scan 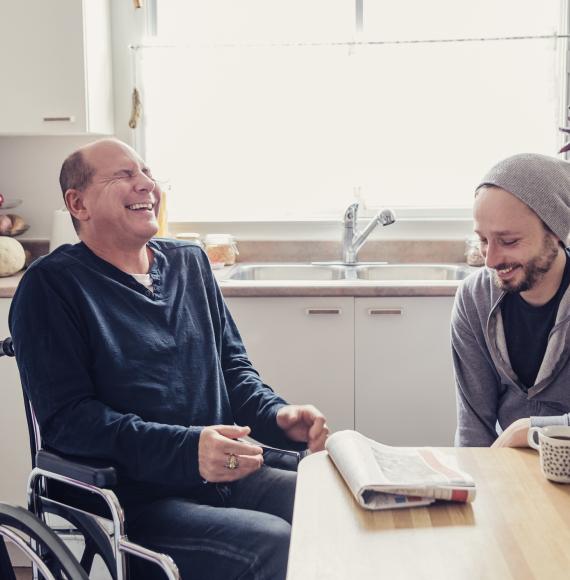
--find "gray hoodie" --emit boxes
[452,266,570,446]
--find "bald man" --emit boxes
[10,138,329,579]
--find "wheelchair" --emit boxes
[0,501,89,580]
[0,336,302,579]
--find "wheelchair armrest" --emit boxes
[262,446,308,472]
[36,450,118,488]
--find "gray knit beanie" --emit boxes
[476,153,570,242]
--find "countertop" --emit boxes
[0,271,24,298]
[0,268,462,298]
[0,239,474,298]
[213,266,463,297]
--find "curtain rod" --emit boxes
[130,33,570,51]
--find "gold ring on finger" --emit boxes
[225,453,239,470]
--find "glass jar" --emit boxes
[176,232,204,250]
[204,234,238,267]
[465,237,484,267]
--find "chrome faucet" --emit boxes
[342,202,395,264]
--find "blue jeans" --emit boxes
[127,465,297,580]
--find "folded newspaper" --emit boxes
[325,430,476,510]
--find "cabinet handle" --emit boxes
[368,308,402,316]
[43,116,75,122]
[305,308,342,315]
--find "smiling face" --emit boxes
[473,186,563,296]
[65,139,160,249]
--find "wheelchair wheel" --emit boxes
[0,502,89,580]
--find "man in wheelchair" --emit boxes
[9,138,329,579]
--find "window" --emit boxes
[136,1,569,221]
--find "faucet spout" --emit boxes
[342,204,395,265]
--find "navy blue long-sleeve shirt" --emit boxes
[9,239,299,501]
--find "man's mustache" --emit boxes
[492,263,520,271]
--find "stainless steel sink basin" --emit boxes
[355,264,473,281]
[225,263,474,282]
[226,263,348,281]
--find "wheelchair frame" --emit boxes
[0,502,89,580]
[1,337,180,579]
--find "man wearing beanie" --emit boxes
[453,153,570,447]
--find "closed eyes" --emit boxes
[477,238,519,248]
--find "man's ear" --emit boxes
[65,189,89,223]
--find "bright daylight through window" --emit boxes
[136,1,568,221]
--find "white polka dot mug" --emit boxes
[528,425,570,484]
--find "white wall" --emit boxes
[0,136,97,238]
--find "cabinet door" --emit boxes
[355,297,456,446]
[0,299,31,506]
[226,297,355,432]
[0,0,113,135]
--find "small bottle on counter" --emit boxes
[155,185,170,237]
[204,234,239,268]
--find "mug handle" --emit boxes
[527,427,541,450]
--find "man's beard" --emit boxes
[492,234,560,293]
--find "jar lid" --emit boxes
[204,233,235,244]
[177,232,202,240]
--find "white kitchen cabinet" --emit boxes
[225,297,355,433]
[0,299,31,507]
[355,297,456,446]
[0,0,114,135]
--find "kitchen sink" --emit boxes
[225,263,474,282]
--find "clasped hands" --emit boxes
[198,404,329,482]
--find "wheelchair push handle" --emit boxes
[0,337,14,358]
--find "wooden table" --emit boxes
[287,448,570,580]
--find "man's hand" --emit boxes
[276,405,329,452]
[198,425,264,482]
[491,418,531,448]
